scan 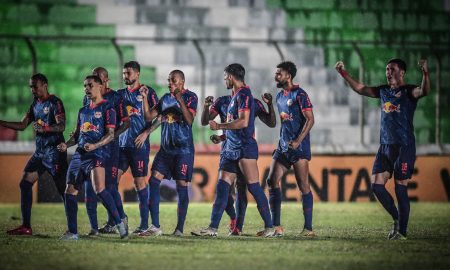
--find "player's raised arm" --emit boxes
[411,59,431,99]
[140,86,159,122]
[335,61,379,98]
[258,93,276,128]
[0,112,32,131]
[174,88,195,126]
[201,96,216,126]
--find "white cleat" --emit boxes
[172,229,183,237]
[116,222,128,239]
[59,231,79,241]
[191,227,218,237]
[138,225,163,237]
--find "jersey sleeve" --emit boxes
[186,92,198,115]
[210,97,223,115]
[237,91,252,112]
[147,87,159,108]
[53,98,66,123]
[25,103,35,122]
[296,91,313,112]
[105,106,117,129]
[254,98,268,117]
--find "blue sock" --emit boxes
[149,177,161,228]
[248,182,273,228]
[84,181,98,230]
[302,191,313,230]
[176,185,189,233]
[235,181,247,231]
[97,190,121,225]
[372,184,399,221]
[395,183,410,236]
[20,180,33,228]
[209,179,230,229]
[108,183,126,220]
[225,192,236,220]
[269,188,282,226]
[64,193,78,234]
[137,187,149,230]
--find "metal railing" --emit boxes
[0,33,446,148]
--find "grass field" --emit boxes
[0,202,449,270]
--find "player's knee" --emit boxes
[65,184,78,195]
[134,177,147,190]
[19,179,33,190]
[267,177,279,189]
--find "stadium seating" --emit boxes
[1,0,448,148]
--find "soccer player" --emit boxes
[58,75,127,240]
[201,93,276,235]
[139,69,198,236]
[266,61,315,237]
[335,59,430,240]
[117,61,158,234]
[2,73,67,235]
[82,67,129,236]
[191,63,274,237]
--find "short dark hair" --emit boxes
[85,75,103,85]
[224,63,245,81]
[388,58,407,72]
[277,61,297,78]
[31,73,48,84]
[124,61,140,72]
[170,69,185,81]
[92,66,109,78]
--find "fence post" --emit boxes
[352,42,366,145]
[111,38,124,88]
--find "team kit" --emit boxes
[0,58,430,241]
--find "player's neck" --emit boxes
[90,95,104,105]
[233,81,246,91]
[283,81,295,91]
[37,92,50,102]
[389,81,405,89]
[128,81,141,90]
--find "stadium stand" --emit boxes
[0,0,448,152]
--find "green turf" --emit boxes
[0,203,449,269]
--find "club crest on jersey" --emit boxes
[94,112,102,118]
[43,107,49,114]
[136,95,143,102]
[382,102,401,113]
[81,122,99,133]
[166,113,175,124]
[287,99,293,106]
[280,112,293,122]
[126,105,141,116]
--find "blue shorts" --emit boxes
[372,144,416,180]
[24,146,68,177]
[118,147,149,177]
[67,149,104,190]
[105,140,119,185]
[151,150,194,181]
[273,147,311,170]
[219,144,258,174]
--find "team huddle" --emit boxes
[0,58,429,241]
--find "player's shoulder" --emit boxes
[48,94,63,104]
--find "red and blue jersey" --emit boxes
[276,85,313,152]
[156,89,198,155]
[210,95,267,123]
[117,85,158,148]
[26,95,65,151]
[222,86,257,155]
[83,88,125,130]
[376,84,418,145]
[76,100,116,150]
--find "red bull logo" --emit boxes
[383,102,401,113]
[36,119,48,127]
[279,112,293,122]
[81,122,99,133]
[126,105,141,116]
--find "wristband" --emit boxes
[339,70,349,78]
[423,71,429,77]
[43,126,51,132]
